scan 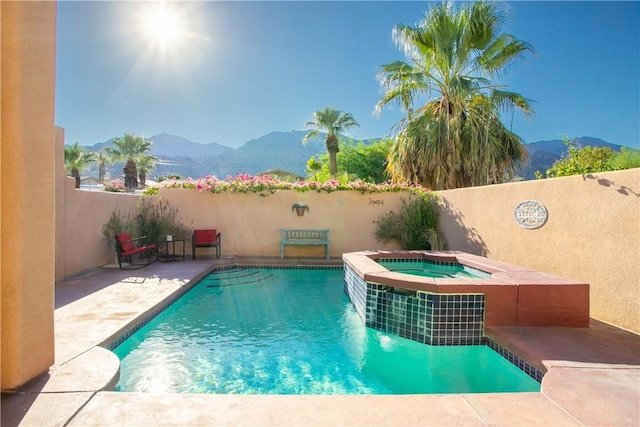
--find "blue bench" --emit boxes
[281,229,330,259]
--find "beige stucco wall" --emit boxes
[56,172,639,335]
[1,1,57,391]
[59,178,141,278]
[438,169,640,334]
[159,188,405,258]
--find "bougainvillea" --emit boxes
[159,173,430,196]
[104,180,127,193]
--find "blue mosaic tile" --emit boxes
[484,337,544,383]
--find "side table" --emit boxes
[159,239,185,261]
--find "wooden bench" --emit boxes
[281,229,330,259]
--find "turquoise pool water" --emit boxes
[113,268,539,394]
[378,260,489,279]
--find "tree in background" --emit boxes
[608,147,640,171]
[338,140,391,183]
[302,107,360,179]
[64,142,96,189]
[305,156,323,182]
[304,139,392,183]
[137,154,159,188]
[106,134,155,191]
[96,151,112,183]
[536,136,640,178]
[376,1,533,190]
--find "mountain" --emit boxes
[215,131,326,176]
[79,132,628,182]
[149,133,233,158]
[518,136,625,179]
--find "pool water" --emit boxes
[113,268,539,394]
[379,260,488,279]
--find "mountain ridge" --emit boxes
[79,132,629,181]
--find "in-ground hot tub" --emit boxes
[343,250,589,345]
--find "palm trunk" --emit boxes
[99,162,106,183]
[71,167,81,189]
[123,159,138,191]
[328,150,338,178]
[326,134,340,179]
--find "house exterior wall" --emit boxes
[1,1,57,391]
[438,169,640,334]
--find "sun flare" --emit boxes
[139,3,187,51]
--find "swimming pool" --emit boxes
[113,267,540,394]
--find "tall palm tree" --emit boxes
[303,107,359,179]
[376,1,534,190]
[106,134,154,191]
[64,142,96,189]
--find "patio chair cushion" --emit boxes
[194,229,219,245]
[116,233,136,253]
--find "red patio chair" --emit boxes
[115,232,158,269]
[192,229,221,259]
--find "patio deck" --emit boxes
[2,258,638,426]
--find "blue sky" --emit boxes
[56,1,640,149]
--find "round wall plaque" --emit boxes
[513,200,548,229]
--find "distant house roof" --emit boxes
[80,176,100,185]
[256,169,305,182]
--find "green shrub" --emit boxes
[142,186,159,196]
[101,209,132,242]
[134,198,191,244]
[102,199,191,246]
[609,147,640,170]
[374,194,442,250]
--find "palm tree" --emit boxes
[376,1,534,190]
[305,156,323,182]
[96,151,112,183]
[106,134,155,191]
[64,143,96,189]
[303,107,359,179]
[136,154,158,188]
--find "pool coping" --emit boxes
[2,256,638,426]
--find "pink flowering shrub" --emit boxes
[104,180,126,192]
[160,173,429,196]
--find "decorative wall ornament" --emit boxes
[291,202,309,217]
[514,200,548,229]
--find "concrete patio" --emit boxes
[2,258,639,426]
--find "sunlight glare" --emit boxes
[139,2,187,52]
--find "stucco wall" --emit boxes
[60,178,140,278]
[438,169,640,334]
[1,1,57,391]
[57,171,639,335]
[159,188,405,258]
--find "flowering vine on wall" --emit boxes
[159,173,430,196]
